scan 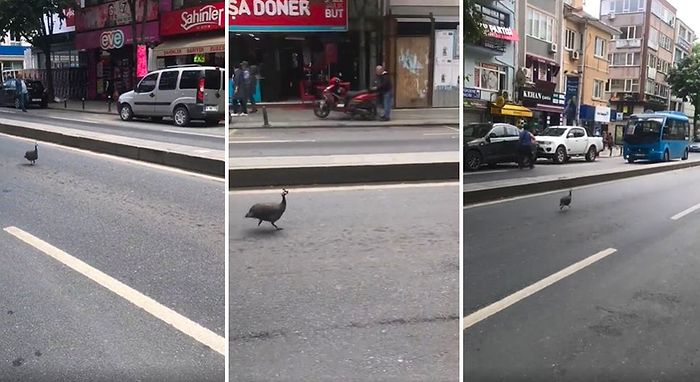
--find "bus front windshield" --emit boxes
[625,117,664,144]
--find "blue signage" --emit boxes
[464,87,481,99]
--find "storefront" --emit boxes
[229,0,353,102]
[155,2,225,69]
[75,0,159,100]
[579,105,616,137]
[490,103,533,124]
[519,88,565,133]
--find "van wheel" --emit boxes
[585,146,597,162]
[683,148,689,160]
[119,104,134,121]
[553,146,567,164]
[173,106,190,127]
[664,150,670,162]
[465,150,482,171]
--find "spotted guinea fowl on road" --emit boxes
[245,189,288,230]
[24,143,38,165]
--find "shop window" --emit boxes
[137,73,158,93]
[179,70,201,89]
[158,71,179,90]
[473,63,505,92]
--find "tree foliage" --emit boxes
[0,0,73,98]
[464,0,485,44]
[668,44,700,126]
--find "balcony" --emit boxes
[615,38,642,49]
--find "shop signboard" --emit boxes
[481,23,519,41]
[229,0,347,32]
[76,0,158,32]
[76,22,159,50]
[595,106,611,123]
[136,45,147,77]
[45,9,75,34]
[161,3,225,36]
[464,87,481,99]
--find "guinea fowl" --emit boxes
[560,189,572,210]
[24,143,38,165]
[245,189,288,230]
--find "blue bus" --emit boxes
[623,111,690,163]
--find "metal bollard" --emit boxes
[262,106,271,128]
[82,97,85,110]
[107,96,112,113]
[64,98,67,108]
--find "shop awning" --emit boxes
[154,35,225,57]
[532,104,565,114]
[491,104,533,118]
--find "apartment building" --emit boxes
[563,0,619,132]
[599,0,677,120]
[670,17,696,128]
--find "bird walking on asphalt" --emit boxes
[24,143,38,165]
[245,189,288,230]
[560,189,572,210]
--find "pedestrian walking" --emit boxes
[518,124,537,169]
[15,74,26,112]
[606,132,614,157]
[233,61,251,116]
[373,65,393,121]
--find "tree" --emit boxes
[464,0,485,44]
[668,44,700,132]
[0,0,73,100]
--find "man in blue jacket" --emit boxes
[15,74,26,112]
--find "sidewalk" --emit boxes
[230,105,459,128]
[48,100,118,115]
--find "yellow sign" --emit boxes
[491,104,533,118]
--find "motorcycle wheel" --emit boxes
[313,102,330,119]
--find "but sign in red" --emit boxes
[229,0,347,32]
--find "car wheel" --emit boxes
[664,150,670,162]
[553,145,567,164]
[119,104,134,121]
[683,148,689,160]
[173,106,191,127]
[465,150,482,171]
[585,146,597,162]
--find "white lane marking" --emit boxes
[0,132,223,182]
[423,132,458,136]
[444,126,459,132]
[671,202,700,220]
[163,129,223,138]
[230,139,316,144]
[463,165,700,209]
[230,181,459,194]
[463,248,617,330]
[464,169,509,175]
[4,226,225,356]
[48,116,102,124]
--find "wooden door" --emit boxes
[395,36,430,108]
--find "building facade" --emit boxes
[563,0,619,134]
[670,17,695,130]
[464,0,519,123]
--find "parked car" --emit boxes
[118,65,224,127]
[535,126,604,163]
[690,139,700,152]
[0,78,48,109]
[465,122,536,171]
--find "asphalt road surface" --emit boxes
[465,166,700,380]
[0,106,224,150]
[0,134,224,380]
[230,126,459,158]
[230,183,460,381]
[464,152,700,185]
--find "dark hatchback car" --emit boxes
[1,79,49,109]
[464,122,536,171]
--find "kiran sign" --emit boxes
[229,0,347,32]
[161,3,225,36]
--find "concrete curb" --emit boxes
[229,120,458,129]
[464,159,700,206]
[48,105,117,116]
[230,162,459,188]
[0,122,224,177]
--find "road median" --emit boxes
[230,152,459,188]
[0,120,224,177]
[465,159,700,205]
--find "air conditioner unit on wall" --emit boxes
[571,50,580,60]
[609,13,616,20]
[550,43,558,53]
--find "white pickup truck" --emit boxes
[535,126,604,163]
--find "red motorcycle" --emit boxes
[313,77,379,120]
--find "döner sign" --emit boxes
[228,0,347,32]
[229,0,311,18]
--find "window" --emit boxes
[649,28,659,49]
[474,4,509,27]
[527,7,555,42]
[505,125,520,137]
[593,80,604,99]
[610,79,640,92]
[565,29,576,50]
[651,0,674,25]
[204,69,222,90]
[646,79,655,94]
[570,128,586,138]
[136,73,158,93]
[602,0,645,15]
[648,54,657,68]
[179,70,202,89]
[489,126,506,138]
[612,52,640,66]
[474,63,506,91]
[158,71,179,90]
[595,37,606,57]
[660,33,673,51]
[619,26,636,39]
[537,62,548,81]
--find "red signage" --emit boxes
[229,0,347,32]
[161,2,225,36]
[482,23,519,41]
[64,8,75,27]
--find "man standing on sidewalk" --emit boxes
[15,74,26,112]
[518,125,536,169]
[374,65,393,121]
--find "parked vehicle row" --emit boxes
[1,78,49,109]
